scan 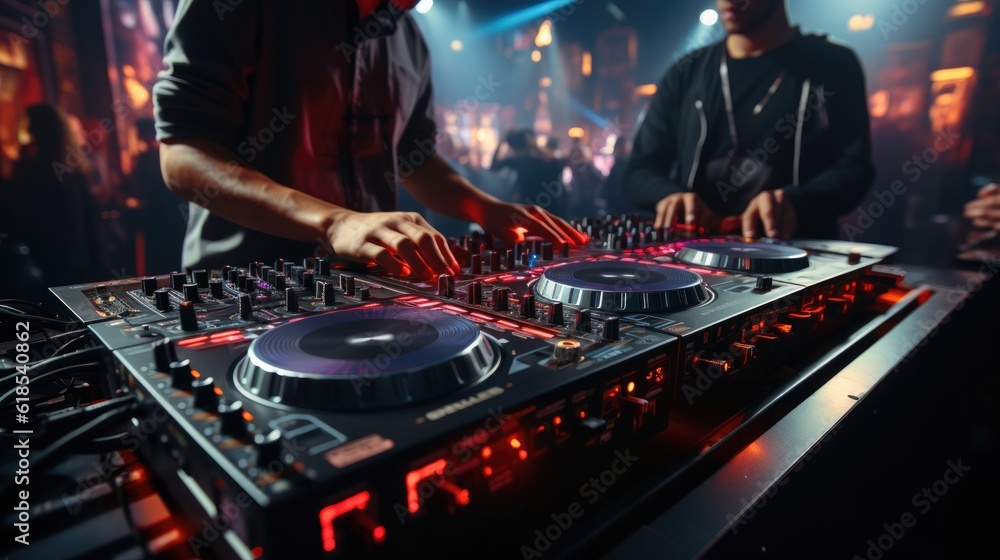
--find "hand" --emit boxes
[326,211,461,280]
[964,183,1000,231]
[653,192,727,230]
[740,189,797,238]
[480,202,589,247]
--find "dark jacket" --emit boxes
[624,31,874,239]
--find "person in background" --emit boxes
[133,118,187,273]
[603,136,635,217]
[491,129,570,218]
[567,140,604,218]
[624,0,874,239]
[4,105,104,296]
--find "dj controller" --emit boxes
[41,216,913,559]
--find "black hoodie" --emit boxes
[624,30,874,239]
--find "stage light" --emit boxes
[582,51,592,77]
[535,20,553,47]
[539,76,552,88]
[848,14,874,31]
[700,9,718,26]
[450,39,463,51]
[568,127,585,139]
[415,0,433,14]
[531,49,542,63]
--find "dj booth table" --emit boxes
[5,237,998,560]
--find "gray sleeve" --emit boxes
[153,0,259,147]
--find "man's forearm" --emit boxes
[160,139,348,245]
[400,155,499,224]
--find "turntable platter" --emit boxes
[674,241,809,274]
[235,306,499,410]
[533,261,711,312]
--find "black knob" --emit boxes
[171,272,187,291]
[183,283,200,303]
[438,274,455,298]
[285,287,298,312]
[541,242,553,261]
[229,268,241,285]
[485,233,495,250]
[467,281,483,305]
[192,376,218,409]
[561,243,570,258]
[848,251,861,265]
[323,282,337,306]
[549,302,564,325]
[316,258,331,276]
[222,265,232,280]
[274,258,285,273]
[460,235,471,251]
[193,269,209,289]
[141,277,158,296]
[574,309,592,333]
[266,268,276,286]
[274,273,287,291]
[179,301,199,331]
[521,294,536,319]
[170,359,194,389]
[314,280,327,299]
[237,274,248,292]
[209,278,224,299]
[492,287,510,312]
[470,255,482,275]
[755,276,774,292]
[255,429,284,467]
[282,261,295,278]
[218,400,247,438]
[505,249,515,270]
[486,250,498,272]
[514,242,524,258]
[245,278,257,294]
[238,294,253,320]
[358,285,371,301]
[154,287,172,312]
[152,337,177,372]
[302,271,314,289]
[606,234,617,249]
[530,239,543,255]
[603,317,620,341]
[343,275,355,296]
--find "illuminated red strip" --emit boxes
[319,491,371,552]
[441,305,468,314]
[209,330,242,340]
[470,312,495,322]
[415,301,440,308]
[496,320,520,330]
[176,336,208,347]
[521,327,554,339]
[405,459,447,514]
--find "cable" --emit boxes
[0,362,100,408]
[48,334,91,359]
[0,346,103,379]
[0,306,77,328]
[0,402,139,507]
[0,299,58,317]
[111,455,153,560]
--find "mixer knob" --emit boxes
[460,235,471,251]
[154,287,172,312]
[514,242,524,258]
[323,282,337,306]
[209,278,224,299]
[170,359,194,389]
[437,274,455,298]
[489,250,501,272]
[266,269,277,286]
[282,261,295,278]
[191,270,208,289]
[254,429,285,467]
[218,400,247,438]
[284,287,299,312]
[229,268,241,285]
[692,353,733,375]
[302,271,314,289]
[358,285,371,301]
[548,302,564,325]
[520,294,536,319]
[192,376,219,409]
[342,275,355,296]
[541,242,553,261]
[153,337,177,372]
[222,265,232,280]
[179,301,199,331]
[848,251,862,265]
[467,281,483,305]
[238,294,253,320]
[504,249,515,271]
[251,262,264,277]
[552,339,582,365]
[754,276,774,292]
[237,274,248,292]
[470,255,482,275]
[574,309,592,333]
[606,233,617,250]
[171,272,187,292]
[561,243,570,258]
[274,258,285,272]
[603,317,620,341]
[245,278,257,294]
[491,287,510,312]
[315,257,331,276]
[274,273,287,291]
[141,277,158,296]
[183,283,201,303]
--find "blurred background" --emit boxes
[0,0,997,299]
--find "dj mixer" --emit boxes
[40,215,912,559]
